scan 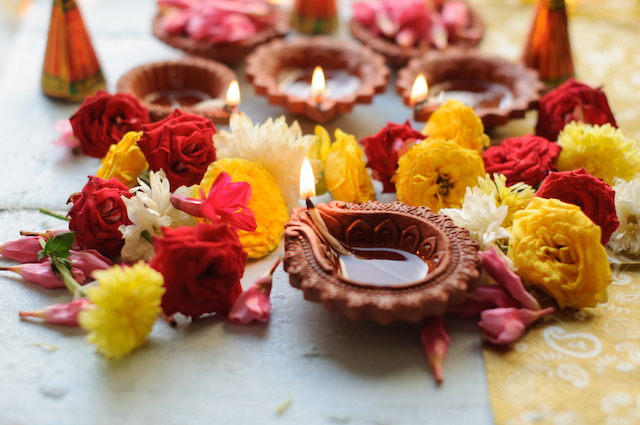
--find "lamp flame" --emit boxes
[410,74,428,107]
[226,80,240,107]
[299,157,316,199]
[311,66,325,103]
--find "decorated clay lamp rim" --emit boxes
[349,4,484,68]
[151,7,289,66]
[116,57,237,125]
[283,201,481,325]
[244,36,390,123]
[396,48,545,129]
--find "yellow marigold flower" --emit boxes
[193,158,289,259]
[324,128,376,203]
[96,131,148,187]
[477,173,535,227]
[557,122,640,185]
[421,99,490,153]
[394,138,485,212]
[509,197,611,309]
[79,262,165,360]
[308,125,331,196]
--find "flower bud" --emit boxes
[420,315,450,384]
[1,262,85,289]
[447,285,520,318]
[19,299,93,326]
[69,249,113,278]
[226,257,281,325]
[478,307,554,345]
[0,237,44,263]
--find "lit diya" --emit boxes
[116,57,238,125]
[396,48,544,129]
[245,37,389,123]
[283,158,481,324]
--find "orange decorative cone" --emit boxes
[522,0,574,87]
[291,0,338,34]
[41,0,106,102]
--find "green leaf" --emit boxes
[43,232,75,259]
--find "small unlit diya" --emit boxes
[283,201,481,325]
[245,36,389,123]
[396,48,544,129]
[116,57,238,125]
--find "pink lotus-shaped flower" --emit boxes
[171,171,257,232]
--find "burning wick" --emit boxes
[299,157,351,256]
[410,73,428,109]
[311,66,325,108]
[225,80,240,113]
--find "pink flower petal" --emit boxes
[480,247,541,310]
[52,119,80,150]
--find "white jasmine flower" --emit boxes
[440,187,511,250]
[608,178,640,255]
[214,112,316,208]
[119,170,194,262]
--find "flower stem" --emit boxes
[39,208,70,222]
[58,266,87,298]
[141,230,153,244]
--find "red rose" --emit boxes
[70,91,151,158]
[68,176,133,257]
[360,120,423,193]
[536,168,619,245]
[150,220,246,319]
[536,78,617,142]
[138,109,217,191]
[483,135,561,187]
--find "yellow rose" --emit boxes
[193,158,289,259]
[421,100,490,153]
[509,197,611,309]
[96,131,148,187]
[324,129,375,203]
[394,138,485,212]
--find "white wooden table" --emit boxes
[0,1,494,424]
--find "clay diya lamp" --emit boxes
[396,48,545,130]
[350,4,484,68]
[116,57,238,125]
[283,200,481,325]
[152,7,289,66]
[245,36,389,123]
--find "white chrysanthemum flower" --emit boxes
[440,187,511,250]
[119,170,195,262]
[214,112,316,208]
[607,178,640,255]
